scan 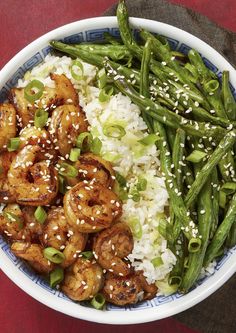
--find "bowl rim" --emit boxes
[0,16,236,325]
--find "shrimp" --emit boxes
[41,207,87,268]
[10,74,78,127]
[0,151,17,203]
[102,272,157,306]
[62,257,103,301]
[48,104,88,157]
[11,242,54,274]
[0,103,16,150]
[0,204,31,241]
[19,126,57,162]
[8,145,58,206]
[22,206,44,242]
[93,222,133,276]
[63,182,122,233]
[73,153,115,188]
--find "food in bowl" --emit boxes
[0,0,236,311]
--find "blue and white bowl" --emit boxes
[0,17,236,324]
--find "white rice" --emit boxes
[18,54,177,289]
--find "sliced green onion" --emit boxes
[90,137,102,155]
[136,177,147,191]
[168,275,182,287]
[34,206,47,224]
[97,68,107,89]
[43,247,65,264]
[50,267,64,288]
[59,162,78,178]
[71,59,84,81]
[24,79,44,104]
[221,182,236,195]
[59,175,67,194]
[102,152,121,162]
[186,150,207,163]
[130,188,140,202]
[158,218,167,238]
[3,211,24,230]
[91,293,106,310]
[81,251,93,259]
[128,218,142,239]
[156,278,178,295]
[34,109,49,128]
[7,137,20,152]
[103,124,126,139]
[188,237,201,253]
[138,133,159,146]
[69,148,81,162]
[76,132,93,152]
[204,79,219,93]
[113,181,128,201]
[99,86,114,103]
[151,257,163,267]
[219,190,227,209]
[115,172,127,188]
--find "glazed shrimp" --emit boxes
[0,204,31,242]
[63,182,122,233]
[11,242,54,274]
[73,153,115,188]
[22,206,44,242]
[62,257,103,301]
[41,207,87,268]
[93,222,133,277]
[0,151,17,203]
[19,126,57,162]
[10,74,78,127]
[48,104,88,156]
[102,272,157,306]
[0,103,16,150]
[8,145,58,206]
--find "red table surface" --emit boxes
[0,1,236,332]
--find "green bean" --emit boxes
[103,32,121,45]
[210,168,219,239]
[140,38,153,132]
[226,223,236,248]
[188,49,217,83]
[172,128,186,193]
[222,70,236,121]
[181,179,213,292]
[204,191,236,266]
[74,44,131,61]
[185,130,236,209]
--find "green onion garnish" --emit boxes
[34,109,48,128]
[113,181,128,201]
[71,59,84,81]
[81,251,93,259]
[3,211,24,230]
[97,68,107,89]
[157,218,168,238]
[76,132,93,152]
[151,257,163,267]
[136,177,147,191]
[7,137,20,152]
[168,276,182,287]
[138,133,159,146]
[34,206,47,224]
[128,218,142,239]
[91,293,106,310]
[59,176,67,194]
[221,182,236,195]
[186,150,207,163]
[130,188,140,202]
[188,237,201,253]
[59,162,78,178]
[103,124,126,139]
[204,79,219,93]
[24,79,44,104]
[43,247,65,264]
[50,267,64,288]
[69,148,81,162]
[219,190,227,209]
[115,172,127,188]
[102,152,121,162]
[90,137,102,155]
[99,86,114,103]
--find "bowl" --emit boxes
[0,16,236,325]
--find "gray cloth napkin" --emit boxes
[104,1,236,332]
